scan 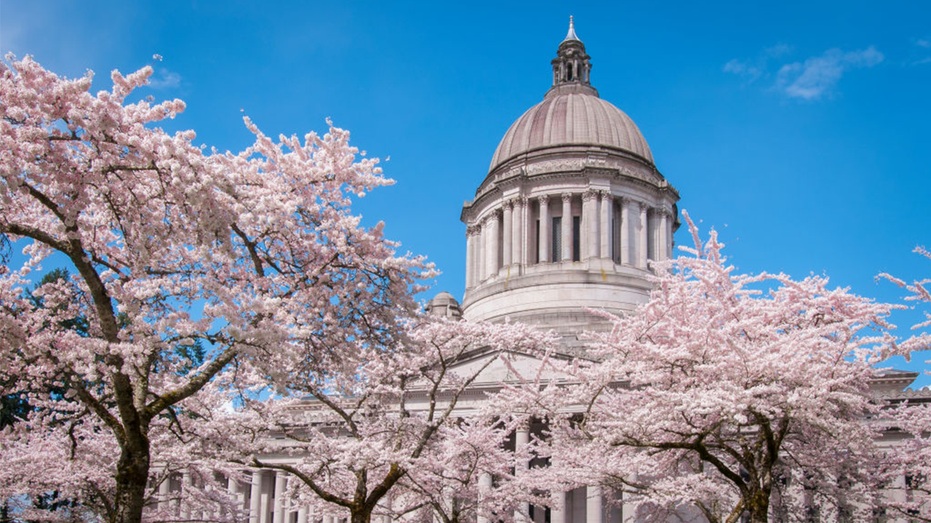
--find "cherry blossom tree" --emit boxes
[210,317,550,523]
[0,55,432,523]
[529,212,910,523]
[395,417,527,523]
[877,247,931,521]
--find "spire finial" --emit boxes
[548,16,596,98]
[563,15,579,42]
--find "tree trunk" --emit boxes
[350,509,372,523]
[746,488,771,523]
[112,440,150,523]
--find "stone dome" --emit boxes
[460,18,679,341]
[488,92,654,173]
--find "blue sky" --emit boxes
[2,0,929,385]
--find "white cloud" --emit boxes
[723,44,793,84]
[723,59,764,83]
[910,38,931,66]
[764,44,793,58]
[775,46,883,100]
[148,68,181,90]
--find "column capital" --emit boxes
[515,417,531,432]
[503,199,515,210]
[538,194,550,206]
[466,225,479,236]
[561,192,573,203]
[582,190,597,202]
[598,189,613,201]
[519,195,529,207]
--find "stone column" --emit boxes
[638,203,648,269]
[228,475,243,520]
[586,486,602,523]
[297,507,309,523]
[485,212,500,278]
[475,223,484,283]
[620,478,637,523]
[273,471,288,523]
[259,475,271,523]
[521,197,532,265]
[620,198,631,266]
[657,208,669,262]
[465,226,475,289]
[250,471,263,523]
[473,224,481,285]
[550,491,566,523]
[180,470,192,520]
[538,196,550,263]
[158,471,172,514]
[512,198,523,267]
[482,218,491,280]
[502,201,513,267]
[561,193,572,262]
[515,424,530,520]
[477,472,494,523]
[599,191,612,259]
[582,191,598,259]
[666,208,674,259]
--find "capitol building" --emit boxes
[155,19,927,523]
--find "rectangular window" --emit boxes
[535,219,540,264]
[552,216,562,261]
[572,216,581,262]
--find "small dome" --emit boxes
[489,92,654,173]
[425,292,462,319]
[431,291,458,305]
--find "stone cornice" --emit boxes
[462,149,681,225]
